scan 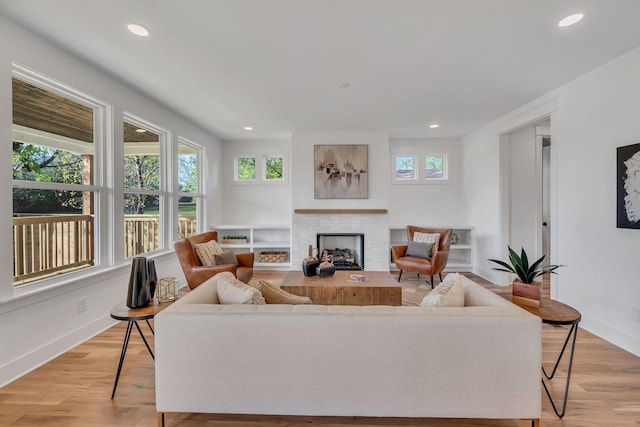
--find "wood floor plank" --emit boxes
[0,271,639,426]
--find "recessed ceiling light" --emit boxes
[128,23,150,37]
[244,126,253,131]
[429,123,440,129]
[558,13,584,27]
[135,128,146,133]
[337,82,350,89]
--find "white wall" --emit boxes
[220,139,292,226]
[0,16,223,386]
[463,45,640,356]
[291,131,390,210]
[388,138,464,226]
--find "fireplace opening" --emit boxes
[317,233,364,270]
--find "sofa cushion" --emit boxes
[214,250,239,266]
[412,232,440,256]
[248,279,312,304]
[420,273,464,307]
[194,240,224,266]
[217,272,265,305]
[405,241,433,258]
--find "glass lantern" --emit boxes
[157,277,178,303]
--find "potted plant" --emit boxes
[488,247,564,307]
[222,235,248,244]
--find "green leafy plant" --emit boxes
[223,235,247,240]
[488,246,564,284]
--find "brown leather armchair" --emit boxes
[391,226,452,288]
[174,231,254,290]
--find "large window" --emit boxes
[177,138,203,238]
[11,70,104,285]
[123,117,164,257]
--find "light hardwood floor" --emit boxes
[1,271,639,427]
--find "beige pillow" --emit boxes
[248,279,312,304]
[420,273,465,307]
[216,272,265,305]
[413,231,440,256]
[194,240,224,266]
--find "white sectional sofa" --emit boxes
[155,274,541,426]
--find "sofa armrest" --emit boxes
[236,252,254,268]
[391,245,408,261]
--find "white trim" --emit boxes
[12,124,94,154]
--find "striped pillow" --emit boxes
[194,240,224,266]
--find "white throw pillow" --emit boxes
[412,232,440,256]
[194,240,224,266]
[420,273,465,307]
[216,272,266,305]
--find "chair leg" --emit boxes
[439,272,443,282]
[430,276,434,288]
[417,273,420,279]
[398,270,403,281]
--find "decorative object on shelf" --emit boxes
[258,251,288,263]
[126,256,151,308]
[147,259,158,299]
[451,233,458,245]
[316,249,336,278]
[222,235,248,244]
[347,274,368,283]
[314,144,368,199]
[616,142,640,229]
[157,277,179,303]
[488,246,565,308]
[302,244,319,277]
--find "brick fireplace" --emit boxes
[292,209,389,271]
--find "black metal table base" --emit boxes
[541,322,579,418]
[110,319,154,399]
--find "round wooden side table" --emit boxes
[513,297,581,418]
[110,299,176,399]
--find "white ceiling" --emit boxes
[2,0,640,141]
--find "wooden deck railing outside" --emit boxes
[13,214,197,284]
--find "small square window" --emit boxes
[264,156,284,180]
[425,155,446,180]
[235,157,256,181]
[395,155,416,180]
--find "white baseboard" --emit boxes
[471,266,499,284]
[0,314,116,388]
[579,315,640,358]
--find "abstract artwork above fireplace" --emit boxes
[314,145,368,199]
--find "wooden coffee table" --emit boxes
[281,271,402,306]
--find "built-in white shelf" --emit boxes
[212,225,292,270]
[389,225,475,271]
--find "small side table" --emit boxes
[513,296,582,418]
[110,297,178,399]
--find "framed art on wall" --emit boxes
[314,145,368,199]
[616,142,640,229]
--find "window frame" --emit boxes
[393,154,418,182]
[424,153,448,181]
[234,155,257,183]
[11,64,109,287]
[122,112,168,258]
[176,136,205,238]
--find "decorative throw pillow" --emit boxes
[248,279,312,304]
[420,273,465,307]
[405,241,433,258]
[214,250,239,266]
[194,240,224,266]
[413,231,440,256]
[216,272,265,305]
